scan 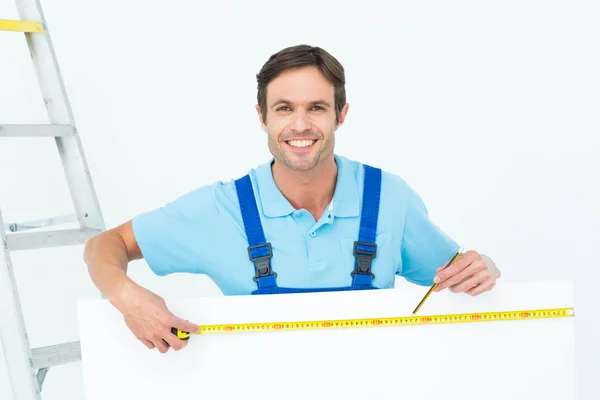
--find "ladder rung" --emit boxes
[6,228,102,251]
[0,19,44,33]
[31,341,81,370]
[0,124,76,137]
[4,213,78,232]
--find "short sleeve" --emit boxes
[398,185,461,286]
[131,185,220,276]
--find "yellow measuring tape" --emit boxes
[0,19,44,33]
[173,307,574,339]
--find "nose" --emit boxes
[289,109,311,133]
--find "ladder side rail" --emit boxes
[14,0,106,231]
[0,211,41,400]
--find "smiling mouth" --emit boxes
[285,139,317,149]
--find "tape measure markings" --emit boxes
[175,307,574,339]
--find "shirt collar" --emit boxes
[252,158,295,217]
[252,154,360,218]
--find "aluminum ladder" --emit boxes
[0,1,105,399]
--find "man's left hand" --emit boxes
[433,250,501,296]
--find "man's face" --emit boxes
[257,66,348,172]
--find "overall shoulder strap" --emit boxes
[234,175,277,289]
[351,165,382,287]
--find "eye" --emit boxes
[277,106,291,111]
[311,106,324,111]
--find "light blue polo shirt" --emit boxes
[131,154,461,295]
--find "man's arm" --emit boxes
[84,221,198,353]
[84,220,141,301]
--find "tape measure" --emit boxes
[171,307,574,340]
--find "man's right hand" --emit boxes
[84,221,199,353]
[110,281,199,353]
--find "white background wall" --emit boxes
[1,0,598,399]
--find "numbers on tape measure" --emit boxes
[191,308,572,335]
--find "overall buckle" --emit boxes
[351,241,376,278]
[248,242,277,282]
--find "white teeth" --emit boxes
[288,140,315,148]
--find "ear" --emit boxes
[335,103,349,131]
[256,105,267,129]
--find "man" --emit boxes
[84,44,501,354]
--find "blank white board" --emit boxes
[78,280,574,400]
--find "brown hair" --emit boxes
[256,44,346,124]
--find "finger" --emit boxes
[436,253,462,273]
[435,261,485,292]
[435,261,477,291]
[434,254,471,283]
[450,270,490,293]
[466,280,495,296]
[153,337,170,354]
[171,316,200,334]
[142,340,155,349]
[161,329,187,351]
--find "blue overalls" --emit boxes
[234,164,382,295]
